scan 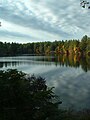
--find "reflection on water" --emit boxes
[0,61,21,68]
[0,55,90,72]
[0,55,90,110]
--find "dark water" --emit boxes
[0,55,90,110]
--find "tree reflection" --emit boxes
[48,55,90,72]
[0,62,21,68]
[0,55,90,72]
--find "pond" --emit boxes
[0,55,90,110]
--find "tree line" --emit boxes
[0,35,90,56]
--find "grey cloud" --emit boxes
[0,4,70,39]
[0,0,90,42]
[0,30,37,41]
[43,0,90,33]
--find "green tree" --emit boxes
[80,35,88,55]
[0,69,61,120]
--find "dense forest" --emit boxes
[0,35,90,56]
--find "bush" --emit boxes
[0,69,61,120]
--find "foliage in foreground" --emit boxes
[0,69,90,120]
[0,69,61,120]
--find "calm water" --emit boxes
[0,55,90,110]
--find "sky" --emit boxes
[0,0,90,43]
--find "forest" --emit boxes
[0,35,90,119]
[0,35,90,56]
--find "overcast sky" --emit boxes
[0,0,90,43]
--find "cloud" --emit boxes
[0,0,90,42]
[0,19,61,43]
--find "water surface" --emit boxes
[0,55,90,110]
